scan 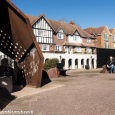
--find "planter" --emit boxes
[47,67,60,78]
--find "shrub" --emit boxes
[102,65,106,68]
[43,58,59,71]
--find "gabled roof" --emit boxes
[56,27,67,35]
[26,14,95,39]
[84,26,107,35]
[109,28,115,34]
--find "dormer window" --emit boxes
[73,35,78,42]
[87,38,91,42]
[58,33,63,39]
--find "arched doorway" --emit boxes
[91,59,94,69]
[45,58,49,63]
[68,59,72,69]
[61,59,65,69]
[75,59,78,69]
[1,58,8,67]
[81,59,84,69]
[86,59,89,66]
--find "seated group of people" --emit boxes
[107,56,115,73]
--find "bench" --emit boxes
[57,63,70,76]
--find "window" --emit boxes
[105,42,108,48]
[87,38,91,42]
[86,47,90,53]
[56,46,61,51]
[73,35,78,41]
[113,43,115,49]
[42,44,49,51]
[113,35,115,42]
[58,33,63,39]
[39,30,46,37]
[69,47,73,54]
[76,47,81,52]
[104,33,108,41]
[64,46,68,54]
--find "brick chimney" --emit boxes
[70,20,75,25]
[39,13,45,18]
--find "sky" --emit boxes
[10,0,115,29]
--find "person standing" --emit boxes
[107,56,115,73]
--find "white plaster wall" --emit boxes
[68,35,82,43]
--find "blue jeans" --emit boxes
[109,66,115,73]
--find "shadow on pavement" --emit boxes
[41,70,51,87]
[0,87,16,111]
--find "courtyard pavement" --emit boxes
[3,68,115,115]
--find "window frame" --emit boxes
[86,38,91,42]
[76,47,81,52]
[56,45,62,51]
[42,44,49,51]
[113,35,115,42]
[73,35,79,42]
[86,47,90,53]
[58,33,63,39]
[113,43,115,49]
[104,33,108,41]
[38,30,46,37]
[105,42,108,48]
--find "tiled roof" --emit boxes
[83,26,106,35]
[63,42,82,46]
[82,43,96,47]
[26,14,38,25]
[26,14,95,39]
[109,28,114,34]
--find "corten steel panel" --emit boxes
[0,0,44,87]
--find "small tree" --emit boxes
[59,55,62,63]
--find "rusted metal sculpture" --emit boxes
[0,0,44,87]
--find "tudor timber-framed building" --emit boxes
[26,13,97,69]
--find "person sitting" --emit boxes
[107,56,115,73]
